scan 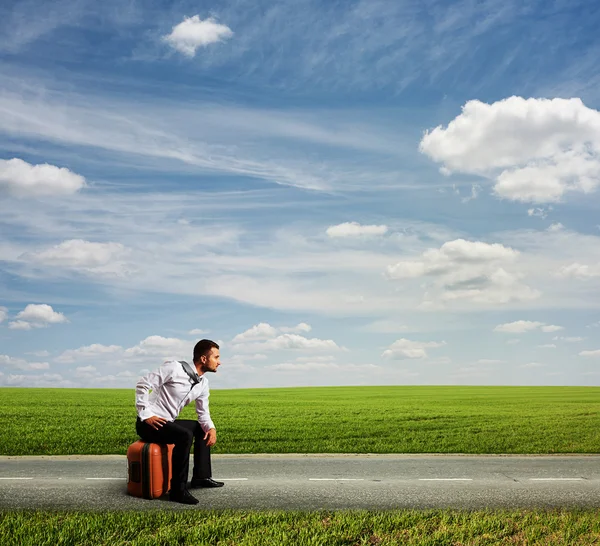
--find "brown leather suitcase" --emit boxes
[127,440,174,499]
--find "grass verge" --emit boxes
[1,386,599,455]
[1,509,600,545]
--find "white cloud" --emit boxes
[557,262,600,279]
[232,322,278,343]
[0,158,85,197]
[55,344,123,364]
[436,268,537,305]
[279,323,312,334]
[386,239,536,306]
[162,16,233,57]
[9,304,68,330]
[268,361,379,372]
[234,333,341,353]
[326,222,388,238]
[2,372,69,387]
[8,320,32,330]
[382,338,445,360]
[537,344,556,348]
[386,239,519,282]
[388,240,519,278]
[188,328,209,336]
[541,324,564,333]
[553,336,584,343]
[25,239,131,277]
[494,152,600,203]
[75,365,99,378]
[495,320,541,333]
[0,307,7,323]
[362,320,408,333]
[420,96,600,204]
[0,355,49,371]
[521,362,545,368]
[16,304,67,324]
[232,322,313,343]
[461,183,481,203]
[493,320,562,333]
[528,207,552,219]
[228,353,267,367]
[506,339,520,345]
[125,336,192,358]
[264,334,341,351]
[26,350,50,357]
[580,349,600,357]
[20,361,49,370]
[25,333,202,386]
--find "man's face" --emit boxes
[201,348,221,373]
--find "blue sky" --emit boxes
[1,0,600,389]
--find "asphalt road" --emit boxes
[1,454,599,511]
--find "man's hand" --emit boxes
[144,416,167,430]
[204,428,217,447]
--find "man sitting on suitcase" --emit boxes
[135,339,224,505]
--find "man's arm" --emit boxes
[136,363,171,429]
[195,383,216,446]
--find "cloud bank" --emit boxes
[420,97,600,204]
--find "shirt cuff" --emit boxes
[199,420,215,433]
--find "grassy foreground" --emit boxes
[1,509,599,545]
[1,386,599,455]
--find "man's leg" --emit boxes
[174,420,212,479]
[175,420,224,488]
[136,418,198,501]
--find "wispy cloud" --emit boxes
[0,75,419,193]
[2,184,600,317]
[0,0,87,53]
[161,0,525,93]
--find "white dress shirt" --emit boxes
[135,360,215,432]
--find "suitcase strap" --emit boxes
[141,442,151,499]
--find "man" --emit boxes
[135,339,224,505]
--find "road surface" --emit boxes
[1,454,599,510]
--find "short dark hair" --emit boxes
[193,339,219,362]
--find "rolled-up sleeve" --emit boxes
[195,383,215,433]
[136,365,169,421]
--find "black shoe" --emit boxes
[190,477,225,488]
[169,489,199,505]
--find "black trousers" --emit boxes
[136,418,212,492]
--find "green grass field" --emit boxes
[1,509,599,545]
[1,386,599,455]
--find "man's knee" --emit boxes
[167,425,194,447]
[180,429,194,446]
